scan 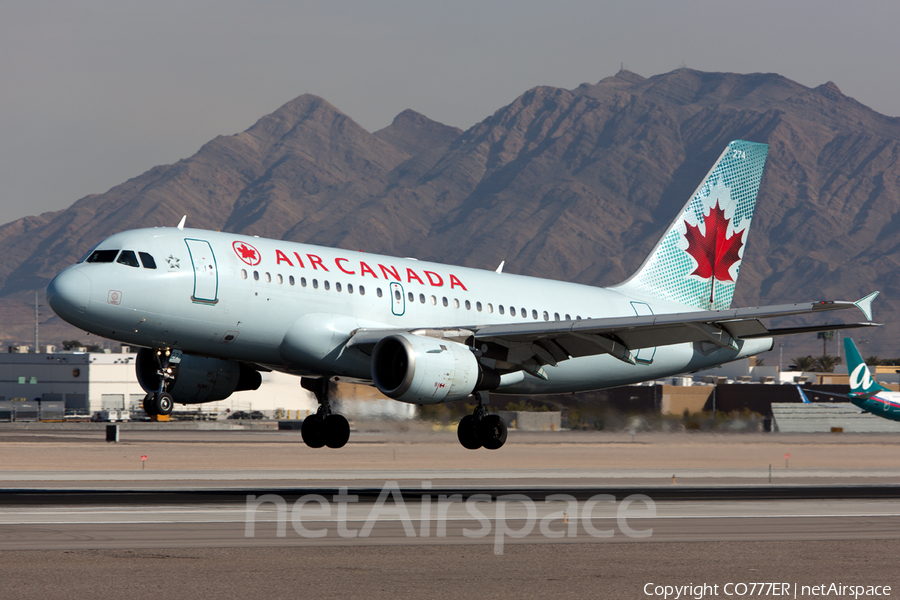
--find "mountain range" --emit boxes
[2,68,898,361]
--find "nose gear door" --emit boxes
[185,239,218,304]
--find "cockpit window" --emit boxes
[77,243,101,263]
[116,250,140,268]
[86,249,119,263]
[139,252,157,269]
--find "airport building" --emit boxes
[0,348,319,420]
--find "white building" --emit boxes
[0,350,318,417]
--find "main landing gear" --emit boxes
[143,348,179,416]
[300,378,351,449]
[457,392,508,450]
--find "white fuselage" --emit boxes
[47,227,772,397]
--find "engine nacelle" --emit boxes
[136,348,262,404]
[370,334,499,404]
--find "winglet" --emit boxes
[177,215,187,230]
[854,291,879,321]
[495,261,505,274]
[795,385,811,404]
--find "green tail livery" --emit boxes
[844,337,900,421]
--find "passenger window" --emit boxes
[313,279,318,289]
[431,295,437,305]
[487,303,493,314]
[476,301,482,312]
[265,273,272,283]
[301,277,307,287]
[395,290,401,301]
[499,305,505,315]
[465,300,471,310]
[138,252,157,269]
[348,284,353,294]
[253,271,260,281]
[565,314,571,321]
[543,311,549,321]
[533,309,538,320]
[408,292,414,302]
[86,249,119,263]
[277,274,283,284]
[359,286,365,296]
[324,281,330,291]
[442,297,448,307]
[419,294,425,304]
[241,269,248,280]
[336,282,342,292]
[376,288,382,297]
[289,276,295,286]
[576,315,582,321]
[454,299,460,309]
[510,306,515,316]
[554,312,560,321]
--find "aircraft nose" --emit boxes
[46,268,92,318]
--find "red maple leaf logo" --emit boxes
[684,200,743,283]
[232,241,261,266]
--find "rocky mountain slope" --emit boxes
[2,68,898,360]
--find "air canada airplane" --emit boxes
[46,140,879,450]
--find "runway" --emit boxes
[2,429,899,599]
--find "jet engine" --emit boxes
[136,348,262,404]
[370,334,499,404]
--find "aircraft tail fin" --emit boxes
[844,337,888,396]
[615,140,768,310]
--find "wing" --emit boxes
[347,294,880,377]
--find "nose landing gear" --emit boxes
[457,392,508,450]
[300,378,350,449]
[142,348,180,417]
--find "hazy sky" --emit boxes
[2,0,899,225]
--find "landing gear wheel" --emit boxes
[457,414,482,450]
[156,392,174,416]
[143,393,159,416]
[323,414,351,449]
[478,414,508,450]
[301,415,326,449]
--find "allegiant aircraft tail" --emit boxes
[615,140,768,311]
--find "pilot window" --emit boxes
[86,249,119,263]
[116,251,140,268]
[138,252,157,269]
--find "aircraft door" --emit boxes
[185,239,219,304]
[390,282,405,316]
[630,301,655,364]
